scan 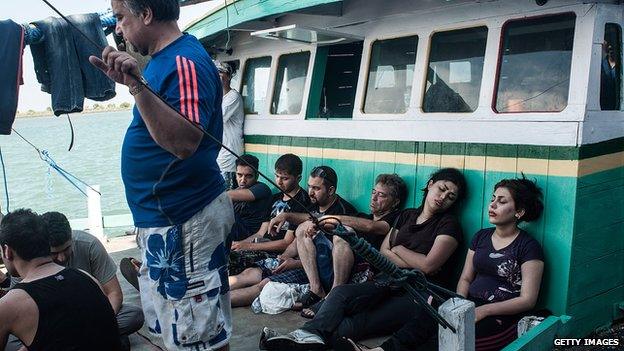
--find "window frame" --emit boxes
[492,12,577,114]
[269,50,312,116]
[421,25,489,114]
[361,35,419,115]
[240,55,274,116]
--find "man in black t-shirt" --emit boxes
[228,154,310,277]
[230,166,357,307]
[227,154,272,241]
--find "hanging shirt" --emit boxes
[122,34,225,227]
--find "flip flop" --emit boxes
[300,299,325,319]
[120,257,140,291]
[299,290,323,309]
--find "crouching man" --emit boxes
[0,209,121,350]
[42,212,144,348]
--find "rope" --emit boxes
[12,128,101,197]
[35,0,460,332]
[37,0,312,219]
[317,217,461,332]
[0,147,10,213]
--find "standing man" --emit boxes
[90,1,235,350]
[215,60,245,190]
[41,211,144,349]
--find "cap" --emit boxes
[214,60,234,76]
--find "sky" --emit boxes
[1,0,219,112]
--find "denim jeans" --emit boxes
[31,14,115,116]
[302,281,421,346]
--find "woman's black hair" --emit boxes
[421,168,467,210]
[494,174,544,222]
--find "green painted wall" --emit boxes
[564,165,624,336]
[246,134,624,338]
[244,135,591,320]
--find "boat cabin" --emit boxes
[185,0,624,347]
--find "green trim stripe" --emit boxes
[185,0,343,40]
[245,135,624,160]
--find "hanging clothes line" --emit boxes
[23,12,116,45]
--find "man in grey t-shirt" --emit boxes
[41,212,144,349]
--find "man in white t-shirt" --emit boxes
[215,60,245,190]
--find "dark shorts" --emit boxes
[228,250,273,276]
[269,268,309,285]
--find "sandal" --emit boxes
[300,299,325,319]
[120,257,141,291]
[299,290,323,309]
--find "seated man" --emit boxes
[0,209,120,350]
[228,154,272,242]
[41,211,144,349]
[121,154,273,290]
[293,174,407,315]
[229,153,311,279]
[230,165,357,307]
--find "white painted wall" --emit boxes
[212,0,624,147]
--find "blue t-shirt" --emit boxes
[121,34,225,227]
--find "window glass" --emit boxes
[601,23,622,110]
[241,56,272,114]
[495,14,575,113]
[364,36,418,114]
[423,27,487,113]
[271,52,310,114]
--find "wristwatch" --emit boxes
[129,77,148,96]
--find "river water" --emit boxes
[0,111,131,224]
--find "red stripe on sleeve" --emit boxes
[181,57,194,121]
[175,56,186,116]
[188,60,200,123]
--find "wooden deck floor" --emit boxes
[106,235,385,350]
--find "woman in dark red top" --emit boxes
[456,176,545,350]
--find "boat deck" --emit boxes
[106,235,386,350]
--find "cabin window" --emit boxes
[422,27,487,113]
[601,23,622,110]
[363,36,418,114]
[241,56,272,114]
[495,14,575,113]
[307,41,364,119]
[271,51,311,115]
[226,60,241,91]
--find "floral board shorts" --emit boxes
[137,192,235,351]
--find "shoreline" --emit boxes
[16,107,132,119]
